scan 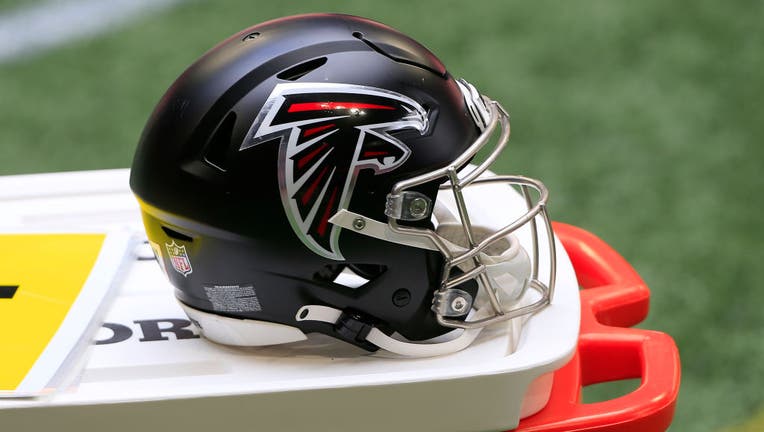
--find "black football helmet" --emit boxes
[130,13,555,356]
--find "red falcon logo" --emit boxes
[241,83,428,260]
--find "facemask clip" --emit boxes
[432,288,474,317]
[385,191,432,221]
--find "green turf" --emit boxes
[0,0,32,11]
[0,0,56,15]
[1,1,763,430]
[725,408,764,432]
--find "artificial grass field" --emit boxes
[1,1,763,430]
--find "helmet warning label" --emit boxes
[202,284,261,313]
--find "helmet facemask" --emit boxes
[327,80,557,355]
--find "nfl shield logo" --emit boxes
[165,241,192,277]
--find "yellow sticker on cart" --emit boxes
[0,233,108,394]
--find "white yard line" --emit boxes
[0,0,184,63]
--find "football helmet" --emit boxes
[130,13,555,356]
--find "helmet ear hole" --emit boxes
[313,264,387,289]
[313,264,346,282]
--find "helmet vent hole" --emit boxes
[202,111,237,172]
[241,31,260,41]
[276,57,327,81]
[313,264,387,290]
[161,226,193,242]
[333,268,370,289]
[334,264,387,289]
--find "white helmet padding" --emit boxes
[180,302,307,346]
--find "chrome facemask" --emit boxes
[330,79,556,332]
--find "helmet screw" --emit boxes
[352,217,366,230]
[409,197,428,218]
[451,296,467,313]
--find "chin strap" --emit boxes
[366,319,484,357]
[295,304,488,357]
